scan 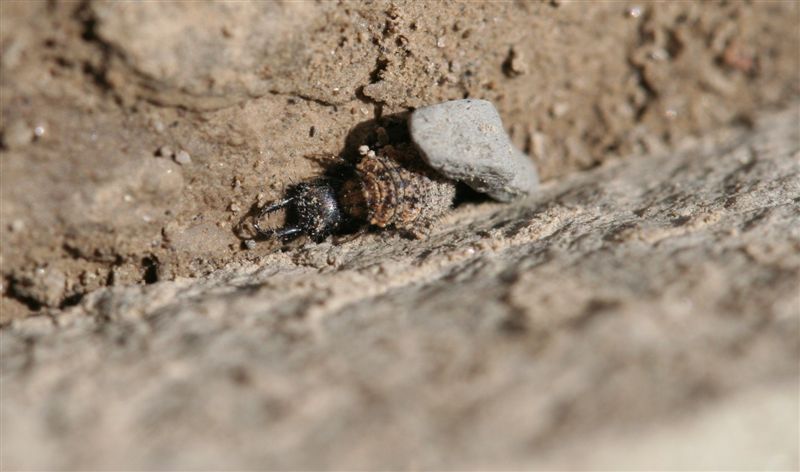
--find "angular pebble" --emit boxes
[174,149,192,165]
[409,99,539,202]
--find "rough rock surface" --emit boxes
[410,99,539,201]
[2,106,798,470]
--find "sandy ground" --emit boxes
[1,1,799,469]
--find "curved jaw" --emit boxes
[253,180,345,243]
[253,197,302,240]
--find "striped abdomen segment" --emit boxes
[339,145,456,235]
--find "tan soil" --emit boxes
[1,1,799,468]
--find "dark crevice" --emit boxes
[453,182,489,207]
[629,58,658,122]
[73,1,115,95]
[271,90,338,108]
[5,293,44,312]
[628,9,659,122]
[665,29,684,59]
[59,292,85,309]
[5,277,44,312]
[142,257,160,284]
[369,58,389,84]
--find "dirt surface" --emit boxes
[2,104,798,470]
[1,1,798,320]
[1,1,799,469]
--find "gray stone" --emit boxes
[409,99,539,202]
[174,149,192,165]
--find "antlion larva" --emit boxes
[252,99,539,243]
[254,143,456,241]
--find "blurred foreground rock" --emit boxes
[3,1,799,319]
[1,106,798,469]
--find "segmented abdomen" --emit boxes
[338,144,456,235]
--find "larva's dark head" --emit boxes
[254,179,344,243]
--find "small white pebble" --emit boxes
[244,239,257,250]
[33,125,46,138]
[626,6,642,18]
[229,203,241,213]
[358,145,370,156]
[174,150,192,165]
[550,103,569,117]
[156,145,173,158]
[123,194,133,202]
[436,37,446,48]
[650,48,669,61]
